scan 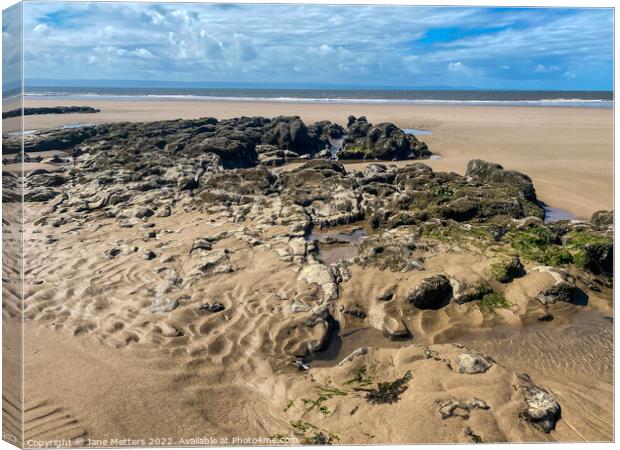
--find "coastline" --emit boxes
[14,98,613,219]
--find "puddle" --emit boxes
[310,227,368,244]
[62,123,95,129]
[403,128,433,136]
[544,206,577,223]
[429,154,441,160]
[449,309,612,379]
[308,225,368,265]
[307,308,611,378]
[306,324,404,367]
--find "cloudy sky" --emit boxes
[14,2,615,90]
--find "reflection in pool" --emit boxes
[402,128,433,135]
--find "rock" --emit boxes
[519,374,561,433]
[149,297,179,313]
[213,264,234,274]
[144,250,157,260]
[377,289,394,301]
[24,190,60,202]
[357,233,422,272]
[260,116,316,154]
[133,207,154,219]
[157,206,172,218]
[530,266,576,304]
[3,106,99,118]
[450,278,492,304]
[105,248,121,259]
[439,398,489,419]
[590,210,613,228]
[581,242,613,275]
[382,316,412,340]
[490,256,524,283]
[455,352,493,374]
[340,117,430,160]
[199,302,225,313]
[299,263,337,301]
[405,274,452,309]
[190,238,212,254]
[466,159,537,202]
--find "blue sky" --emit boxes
[14,3,615,90]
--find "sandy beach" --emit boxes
[15,98,614,219]
[3,99,614,445]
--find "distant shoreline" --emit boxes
[14,87,614,109]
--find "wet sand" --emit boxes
[13,97,614,219]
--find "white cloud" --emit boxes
[134,48,154,58]
[448,61,466,72]
[534,64,561,74]
[33,23,50,35]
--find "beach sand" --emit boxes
[16,98,614,219]
[3,98,613,445]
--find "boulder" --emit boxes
[590,210,613,228]
[406,274,452,310]
[518,374,561,433]
[298,263,337,301]
[341,117,430,160]
[455,352,493,374]
[490,256,525,283]
[530,266,576,304]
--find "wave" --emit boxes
[24,91,614,108]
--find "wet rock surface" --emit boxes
[517,374,561,433]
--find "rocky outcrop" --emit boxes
[340,116,430,160]
[2,106,100,119]
[591,210,613,228]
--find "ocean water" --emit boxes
[23,86,613,109]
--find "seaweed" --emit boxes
[478,292,512,314]
[344,365,374,387]
[290,421,339,445]
[363,370,413,404]
[301,386,348,415]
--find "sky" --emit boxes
[7,2,615,90]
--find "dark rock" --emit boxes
[2,106,99,119]
[199,302,226,313]
[260,116,314,154]
[466,159,537,202]
[490,256,525,283]
[591,210,613,228]
[406,274,452,309]
[341,117,430,160]
[134,207,154,219]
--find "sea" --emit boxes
[20,86,613,109]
